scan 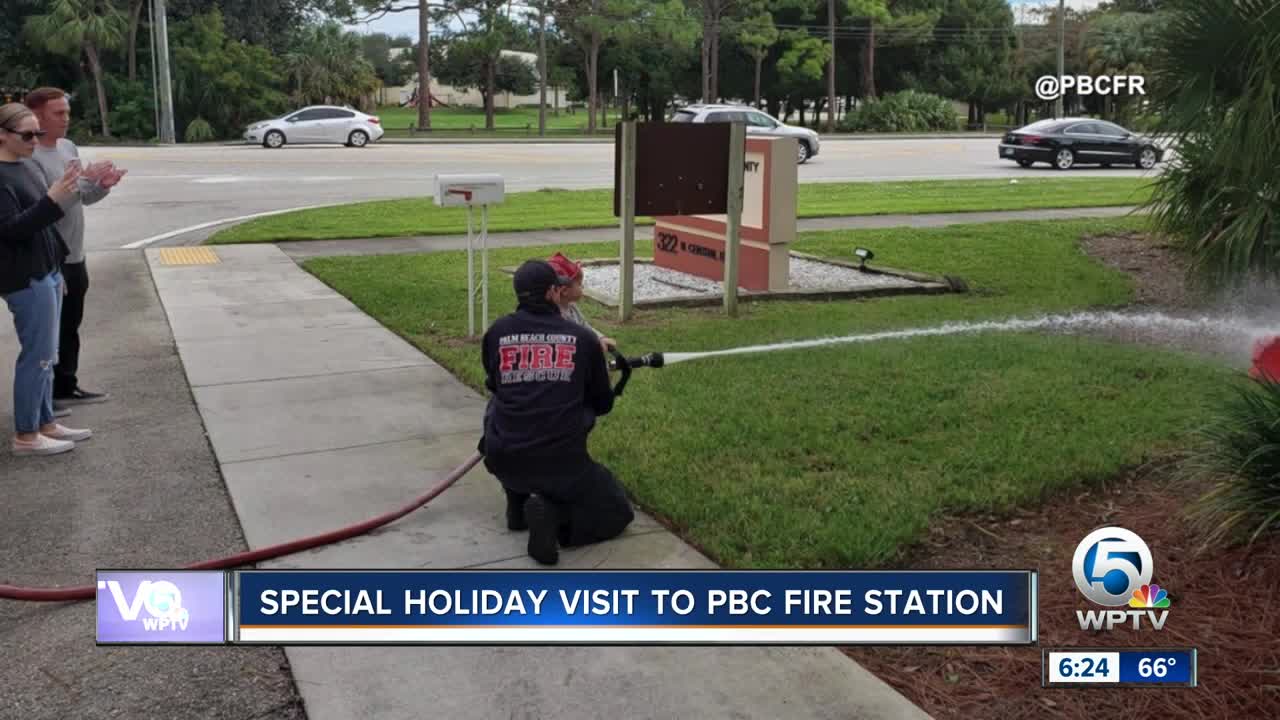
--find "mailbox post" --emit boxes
[434,174,505,337]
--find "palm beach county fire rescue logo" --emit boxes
[498,333,579,384]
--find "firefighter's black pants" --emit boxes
[492,458,635,547]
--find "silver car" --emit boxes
[670,104,821,164]
[244,105,386,148]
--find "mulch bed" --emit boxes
[841,466,1280,719]
[840,231,1280,719]
[1079,230,1201,309]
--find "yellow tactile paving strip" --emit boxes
[157,247,221,266]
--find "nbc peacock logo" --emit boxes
[1072,527,1171,631]
[1128,584,1171,609]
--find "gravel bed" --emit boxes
[583,257,929,303]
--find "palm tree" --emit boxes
[1143,0,1280,287]
[25,0,127,137]
[284,23,380,108]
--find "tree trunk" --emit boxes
[701,16,711,103]
[538,8,547,136]
[418,0,431,129]
[128,0,144,81]
[753,54,763,108]
[827,0,836,133]
[85,41,111,137]
[587,37,599,133]
[710,19,720,101]
[485,58,496,130]
[862,22,876,99]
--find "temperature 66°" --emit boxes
[1139,657,1175,678]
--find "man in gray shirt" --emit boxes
[26,87,126,405]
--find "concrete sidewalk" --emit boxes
[273,205,1143,261]
[0,250,305,720]
[145,243,932,719]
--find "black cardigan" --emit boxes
[0,159,68,295]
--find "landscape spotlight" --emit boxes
[854,247,874,270]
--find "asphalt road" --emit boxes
[72,137,1161,250]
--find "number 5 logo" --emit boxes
[1072,527,1153,606]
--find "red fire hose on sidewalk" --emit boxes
[0,348,661,604]
[0,451,483,603]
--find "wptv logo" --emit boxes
[1072,527,1172,631]
[98,578,191,632]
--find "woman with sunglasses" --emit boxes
[0,102,92,456]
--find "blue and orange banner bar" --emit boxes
[97,569,1036,646]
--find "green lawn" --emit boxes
[210,177,1154,244]
[372,105,614,132]
[301,215,1233,569]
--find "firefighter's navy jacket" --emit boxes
[480,301,615,478]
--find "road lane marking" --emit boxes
[120,203,351,249]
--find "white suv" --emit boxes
[670,104,821,164]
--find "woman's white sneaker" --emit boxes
[41,424,92,442]
[13,434,75,456]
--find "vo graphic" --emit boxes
[1073,527,1171,631]
[99,579,191,632]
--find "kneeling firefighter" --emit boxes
[478,259,635,564]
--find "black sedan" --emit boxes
[998,118,1163,170]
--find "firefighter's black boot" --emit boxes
[505,489,529,531]
[524,494,560,565]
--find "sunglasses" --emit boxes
[2,128,46,142]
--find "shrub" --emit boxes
[1180,376,1280,550]
[838,91,959,133]
[184,117,215,143]
[1143,0,1280,287]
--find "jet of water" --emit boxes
[660,310,1280,366]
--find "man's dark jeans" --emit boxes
[53,260,88,397]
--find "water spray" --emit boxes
[610,311,1280,376]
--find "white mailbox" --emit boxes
[434,174,505,207]
[433,174,505,337]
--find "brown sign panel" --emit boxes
[614,122,731,217]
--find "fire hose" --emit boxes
[0,349,665,603]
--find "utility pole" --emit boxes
[538,4,547,137]
[1055,0,1065,119]
[154,0,176,143]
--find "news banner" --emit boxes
[93,525,1200,689]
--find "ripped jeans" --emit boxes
[4,271,61,434]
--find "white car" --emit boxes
[244,105,385,148]
[670,104,821,164]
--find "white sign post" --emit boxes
[434,174,505,337]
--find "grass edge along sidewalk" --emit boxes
[210,177,1154,244]
[298,214,1234,570]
